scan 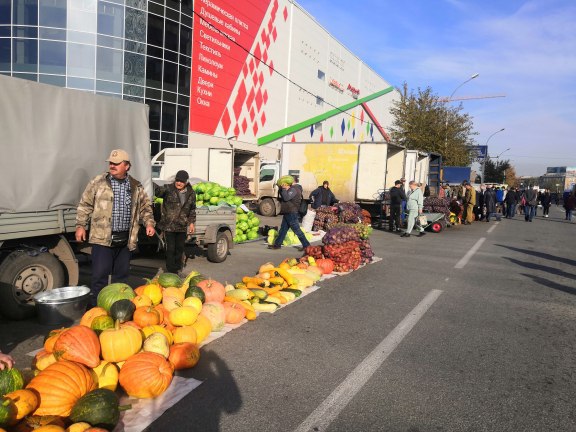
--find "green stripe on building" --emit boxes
[257,86,396,146]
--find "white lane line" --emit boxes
[454,237,486,269]
[293,289,443,432]
[487,222,499,233]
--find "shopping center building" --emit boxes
[0,0,398,153]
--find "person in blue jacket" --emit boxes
[309,181,338,209]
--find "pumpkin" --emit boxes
[168,343,200,370]
[96,283,135,312]
[191,314,212,343]
[169,306,199,327]
[162,287,185,312]
[184,285,206,303]
[53,325,101,368]
[0,396,17,427]
[133,306,162,327]
[182,296,203,314]
[66,423,92,432]
[258,262,275,274]
[109,299,136,323]
[32,350,57,371]
[157,273,182,288]
[172,326,197,344]
[305,266,323,281]
[69,389,121,430]
[4,389,40,422]
[143,333,170,358]
[0,367,24,396]
[154,304,170,325]
[99,322,142,363]
[79,308,108,328]
[92,361,119,392]
[30,426,65,432]
[142,283,163,306]
[223,302,246,324]
[118,352,174,399]
[21,414,66,430]
[199,302,225,332]
[141,325,173,345]
[197,279,225,303]
[315,258,334,274]
[43,328,66,354]
[132,294,152,308]
[90,315,114,335]
[26,361,96,417]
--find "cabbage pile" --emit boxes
[267,228,313,246]
[234,207,261,243]
[193,182,243,207]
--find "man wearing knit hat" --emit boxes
[154,170,196,275]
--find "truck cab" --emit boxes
[256,160,281,216]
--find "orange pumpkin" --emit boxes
[315,258,334,274]
[53,325,101,368]
[26,361,96,417]
[223,302,246,324]
[132,294,152,308]
[118,352,174,398]
[99,322,143,362]
[4,389,40,421]
[172,326,197,344]
[79,307,108,328]
[197,279,225,303]
[134,285,146,297]
[168,343,200,370]
[133,306,162,327]
[154,304,170,325]
[162,287,184,312]
[43,328,66,353]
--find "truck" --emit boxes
[442,166,473,185]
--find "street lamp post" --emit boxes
[482,128,506,182]
[444,73,480,151]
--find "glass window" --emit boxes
[146,87,161,100]
[123,83,144,97]
[68,43,95,78]
[0,38,11,71]
[68,30,96,45]
[0,26,10,37]
[39,40,66,74]
[0,1,11,25]
[39,27,66,40]
[68,7,96,34]
[13,0,38,25]
[97,91,121,98]
[178,65,190,95]
[150,130,160,140]
[260,168,275,182]
[96,46,123,82]
[178,134,188,146]
[179,25,191,57]
[165,7,179,22]
[161,132,175,143]
[176,105,189,135]
[123,95,143,104]
[147,45,163,59]
[13,26,37,38]
[12,38,37,72]
[182,0,193,17]
[68,76,94,91]
[39,73,65,86]
[96,79,122,93]
[146,99,161,130]
[125,7,146,42]
[39,0,66,28]
[163,60,177,92]
[147,14,163,47]
[123,52,145,85]
[162,102,176,132]
[97,34,123,49]
[149,3,164,17]
[13,72,38,81]
[126,0,147,11]
[150,141,160,156]
[98,1,124,37]
[145,56,162,89]
[178,94,189,106]
[163,49,177,63]
[163,90,176,103]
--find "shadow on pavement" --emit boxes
[496,245,576,267]
[522,273,576,296]
[504,257,576,281]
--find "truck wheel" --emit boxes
[0,250,65,320]
[259,198,276,217]
[206,231,230,263]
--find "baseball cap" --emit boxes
[175,170,189,183]
[106,149,130,164]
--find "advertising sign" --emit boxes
[468,145,488,162]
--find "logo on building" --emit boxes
[329,78,344,93]
[347,84,360,99]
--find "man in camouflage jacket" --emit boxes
[75,149,155,302]
[154,170,196,274]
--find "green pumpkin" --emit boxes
[0,396,17,427]
[91,315,115,335]
[0,367,24,397]
[70,388,121,430]
[109,299,136,323]
[157,272,182,288]
[184,285,206,303]
[97,283,135,312]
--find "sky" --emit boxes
[296,0,576,176]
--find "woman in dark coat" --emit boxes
[309,181,338,209]
[540,189,552,218]
[484,185,498,222]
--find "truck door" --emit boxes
[208,148,233,187]
[356,143,387,201]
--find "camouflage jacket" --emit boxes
[154,183,196,232]
[76,173,155,251]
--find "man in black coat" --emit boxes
[484,185,499,221]
[388,180,406,232]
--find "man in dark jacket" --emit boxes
[505,187,518,218]
[388,180,406,232]
[540,189,552,218]
[484,185,499,222]
[154,170,196,274]
[269,182,310,250]
[309,181,338,209]
[523,185,538,222]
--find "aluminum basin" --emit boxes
[34,286,91,326]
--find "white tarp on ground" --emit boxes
[0,75,151,213]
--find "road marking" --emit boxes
[486,221,499,233]
[454,237,486,269]
[293,289,443,432]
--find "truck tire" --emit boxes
[259,198,276,217]
[0,250,65,320]
[206,231,230,263]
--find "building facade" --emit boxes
[540,167,576,192]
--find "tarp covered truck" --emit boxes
[0,75,152,320]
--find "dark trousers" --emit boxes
[543,205,550,216]
[274,213,310,248]
[389,205,401,230]
[91,244,131,301]
[164,231,187,273]
[524,205,535,221]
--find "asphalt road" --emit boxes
[1,206,575,431]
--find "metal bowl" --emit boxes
[34,286,91,326]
